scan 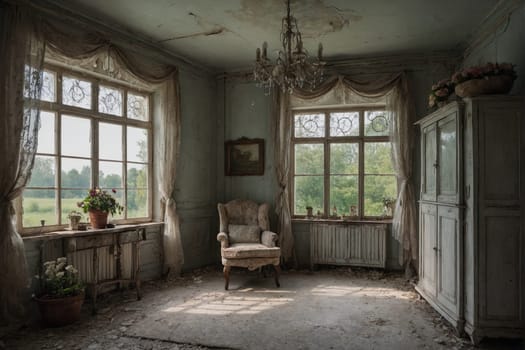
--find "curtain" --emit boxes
[0,3,44,324]
[388,78,418,273]
[273,90,295,265]
[287,73,418,273]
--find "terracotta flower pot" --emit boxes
[89,209,108,229]
[35,293,84,327]
[455,75,514,98]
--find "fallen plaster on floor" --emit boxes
[1,266,523,350]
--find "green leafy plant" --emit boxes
[77,188,124,215]
[36,257,84,298]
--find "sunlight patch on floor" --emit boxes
[162,292,293,316]
[311,284,414,300]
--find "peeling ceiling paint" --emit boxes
[230,0,361,39]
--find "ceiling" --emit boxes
[52,0,498,71]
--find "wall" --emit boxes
[462,3,525,94]
[216,78,278,226]
[176,69,219,270]
[217,58,454,270]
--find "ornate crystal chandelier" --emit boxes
[254,0,325,94]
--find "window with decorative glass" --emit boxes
[292,108,397,219]
[20,66,152,231]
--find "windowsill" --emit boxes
[22,222,164,242]
[292,218,392,224]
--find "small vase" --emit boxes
[89,210,108,229]
[35,292,84,327]
[69,216,81,230]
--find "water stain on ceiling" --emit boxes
[230,0,362,39]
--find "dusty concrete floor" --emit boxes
[1,266,524,350]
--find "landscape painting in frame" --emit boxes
[225,138,264,176]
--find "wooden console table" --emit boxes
[64,227,146,313]
[32,224,154,313]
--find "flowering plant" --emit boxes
[428,78,454,108]
[451,62,516,85]
[77,188,124,215]
[36,257,84,298]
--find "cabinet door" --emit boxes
[436,112,460,203]
[436,205,460,316]
[421,124,437,201]
[419,203,437,295]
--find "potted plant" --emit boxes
[428,78,454,109]
[452,62,517,97]
[306,206,313,218]
[67,210,83,230]
[34,257,85,327]
[78,188,124,229]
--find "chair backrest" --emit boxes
[218,199,270,233]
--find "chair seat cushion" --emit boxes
[222,243,281,259]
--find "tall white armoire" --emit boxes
[415,96,524,344]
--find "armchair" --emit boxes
[217,199,281,290]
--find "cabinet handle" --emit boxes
[433,247,440,253]
[433,162,439,168]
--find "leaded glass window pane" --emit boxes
[294,113,325,138]
[364,111,390,136]
[99,85,123,116]
[62,76,92,109]
[41,71,56,102]
[127,93,149,121]
[330,112,359,136]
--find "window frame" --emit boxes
[291,106,396,220]
[18,63,154,234]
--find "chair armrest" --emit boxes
[261,230,279,247]
[217,232,229,248]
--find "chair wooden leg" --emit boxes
[273,264,281,288]
[223,266,231,290]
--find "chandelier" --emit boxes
[253,0,325,94]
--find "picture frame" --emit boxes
[225,138,265,176]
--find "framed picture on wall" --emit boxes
[225,138,264,176]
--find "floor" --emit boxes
[1,266,524,350]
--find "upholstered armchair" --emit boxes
[217,199,281,290]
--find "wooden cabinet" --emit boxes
[416,102,464,331]
[416,97,525,344]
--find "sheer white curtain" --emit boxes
[275,73,418,273]
[273,90,295,265]
[0,3,44,324]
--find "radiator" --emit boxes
[310,223,387,268]
[66,243,133,283]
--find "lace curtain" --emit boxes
[274,73,418,272]
[0,3,45,324]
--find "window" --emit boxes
[292,108,396,219]
[21,66,152,230]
